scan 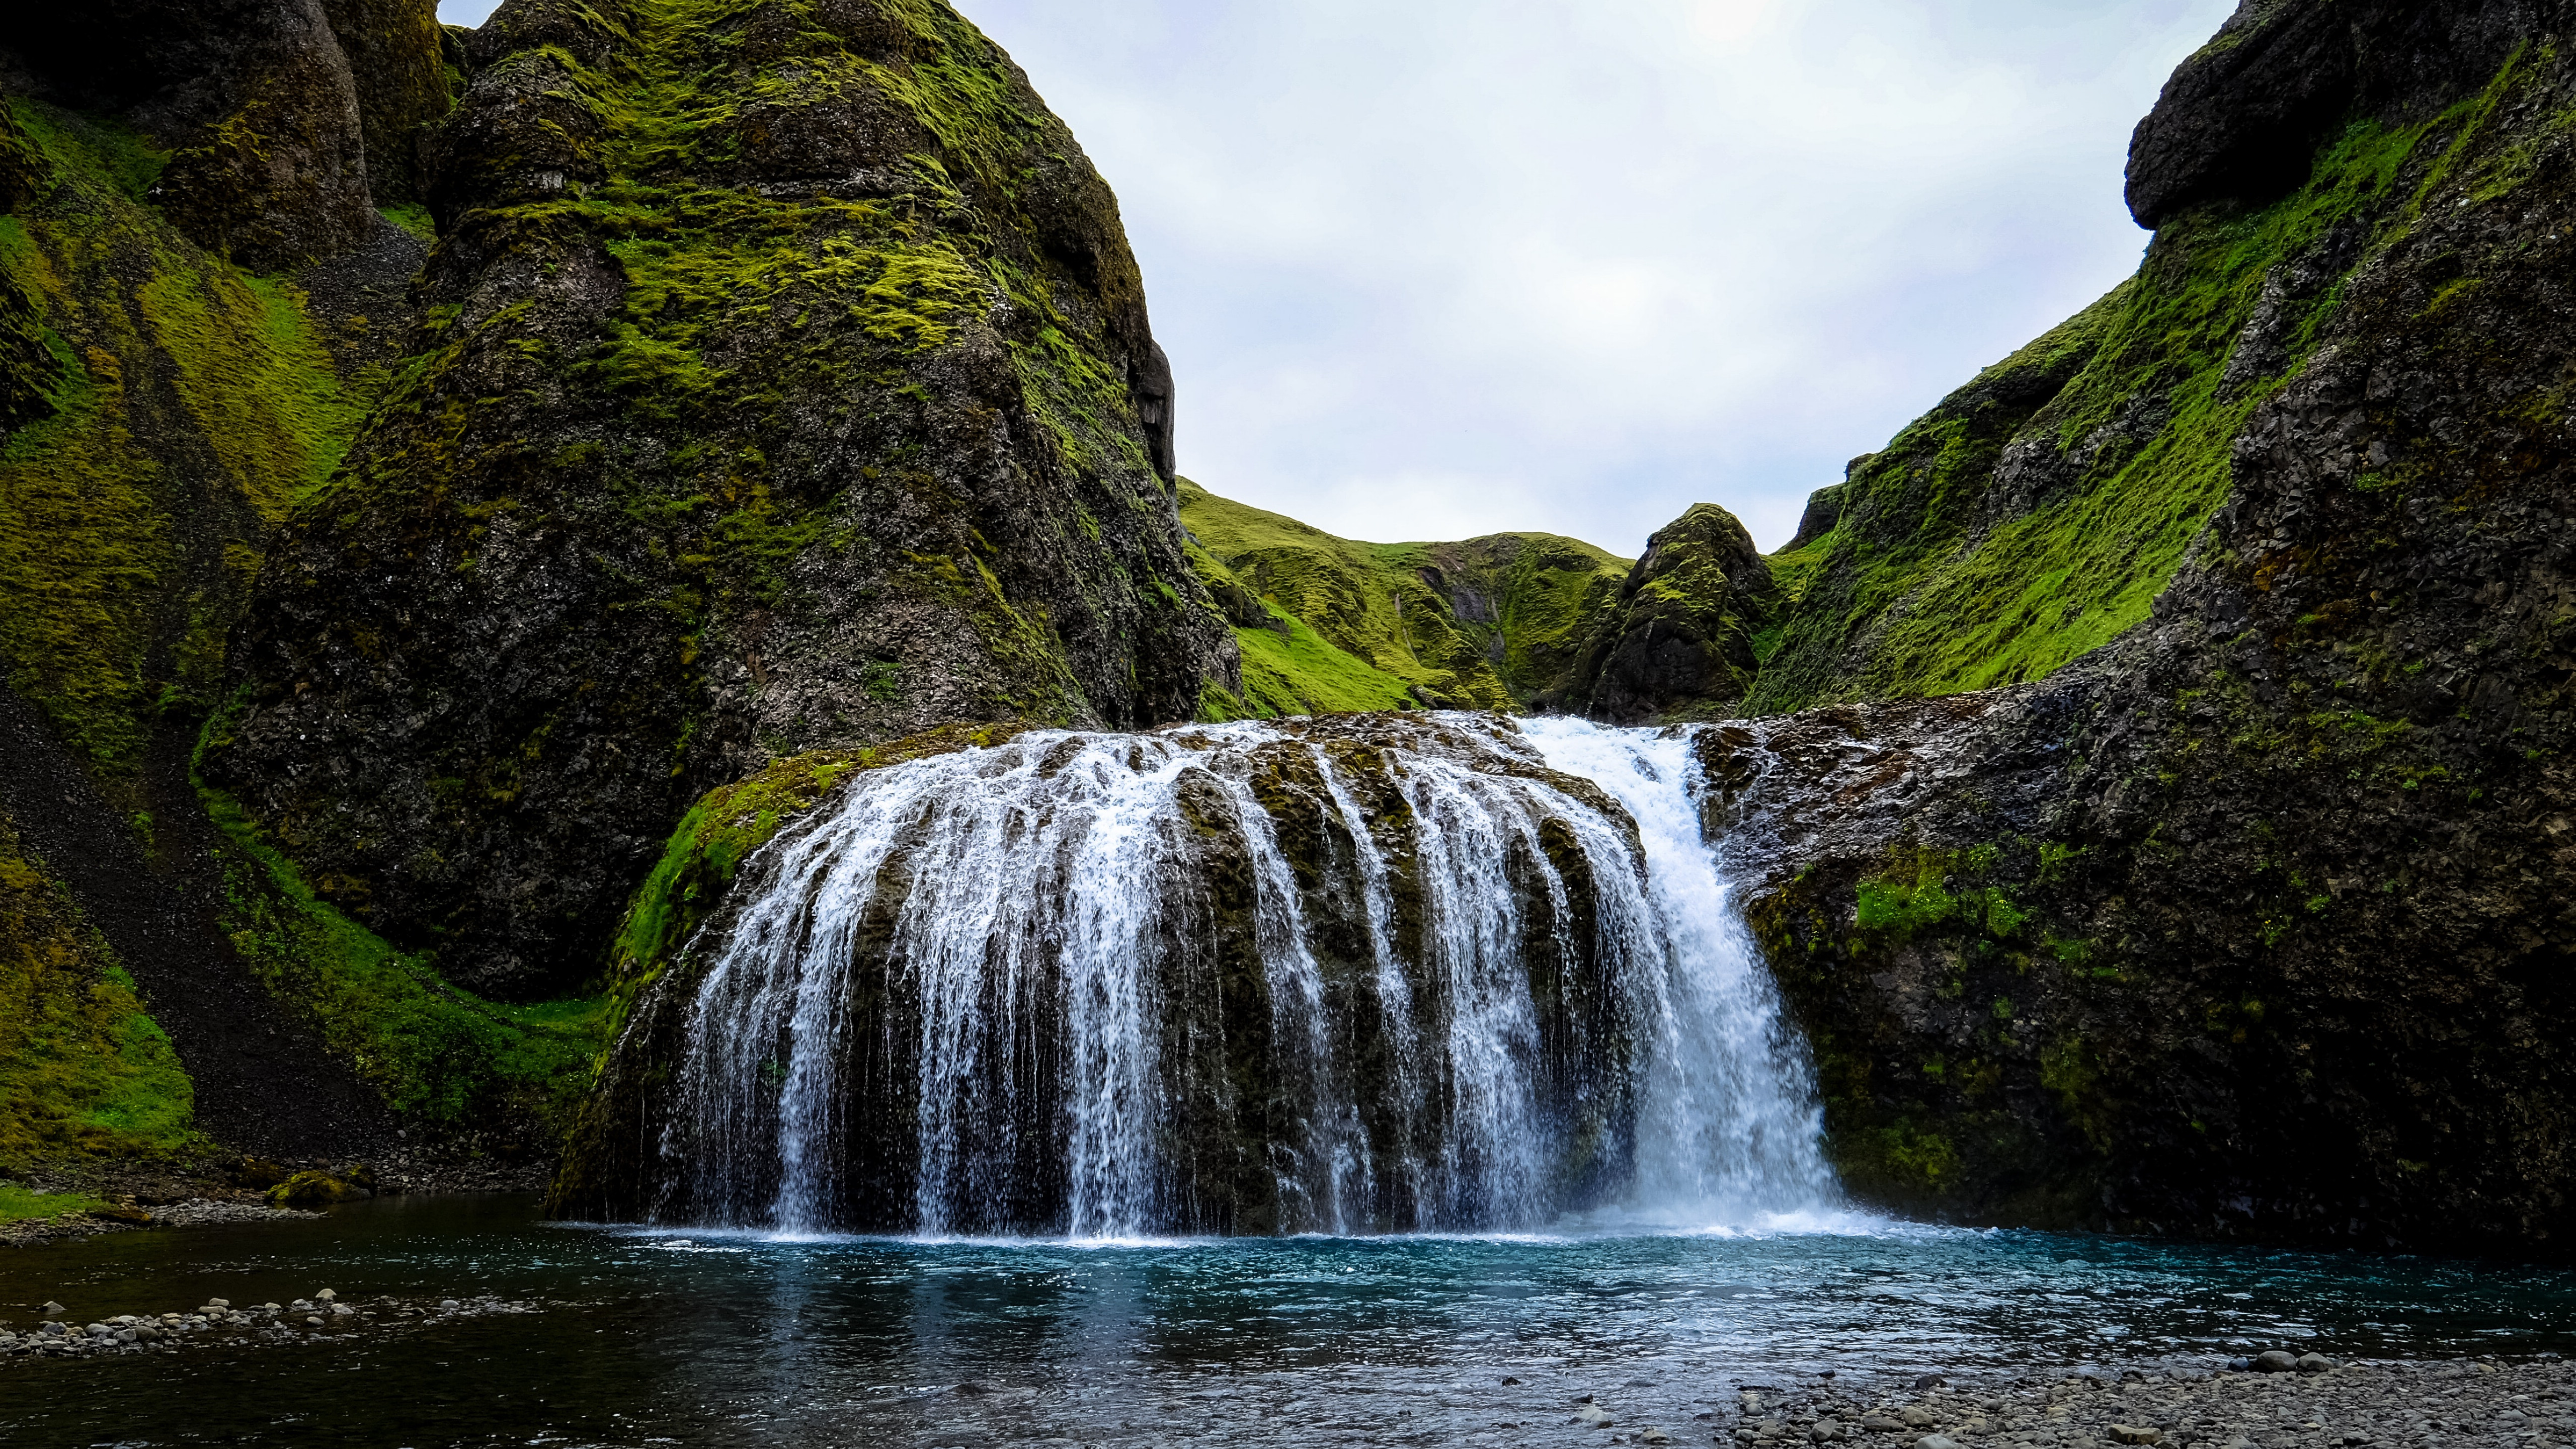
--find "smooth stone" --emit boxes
[1864,1415,1909,1432]
[2255,1352,2301,1374]
[440,1300,460,1310]
[1574,1403,1616,1427]
[1813,1419,1846,1442]
[2296,1354,2334,1374]
[1916,1436,1964,1449]
[39,1302,63,1315]
[315,1289,336,1301]
[1903,1407,1939,1427]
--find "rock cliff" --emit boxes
[201,0,1240,999]
[1705,0,2576,1257]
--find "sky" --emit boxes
[433,0,2236,552]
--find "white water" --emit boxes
[655,714,1836,1237]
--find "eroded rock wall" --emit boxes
[1724,5,2576,1255]
[204,0,1240,999]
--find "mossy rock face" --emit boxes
[1718,6,2576,1258]
[317,0,455,202]
[1178,478,1631,717]
[3,0,381,272]
[0,94,399,800]
[1552,502,1776,725]
[205,0,1240,999]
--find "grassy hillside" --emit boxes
[1179,479,1630,716]
[1747,90,2489,713]
[0,813,194,1172]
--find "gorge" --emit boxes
[0,0,2567,1286]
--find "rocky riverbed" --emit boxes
[0,1289,537,1362]
[1666,1358,2574,1449]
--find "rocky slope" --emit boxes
[1693,0,2576,1258]
[200,0,1240,1000]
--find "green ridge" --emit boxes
[1178,478,1630,713]
[1748,95,2493,713]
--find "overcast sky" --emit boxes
[435,0,2233,552]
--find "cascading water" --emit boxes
[594,713,1836,1237]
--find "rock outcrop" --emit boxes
[203,0,1241,998]
[0,0,380,271]
[1555,502,1777,725]
[1713,0,2576,1257]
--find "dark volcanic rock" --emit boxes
[0,0,379,270]
[1726,12,2576,1252]
[1562,503,1777,725]
[317,0,454,202]
[2126,0,2566,228]
[204,0,1241,998]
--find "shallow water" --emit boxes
[5,1196,2575,1446]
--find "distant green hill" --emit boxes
[1178,479,1632,719]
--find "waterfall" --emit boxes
[623,713,1835,1237]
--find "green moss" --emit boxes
[0,98,384,779]
[0,814,198,1168]
[0,1182,111,1222]
[379,204,437,247]
[1178,477,1629,709]
[199,783,610,1135]
[1749,85,2515,713]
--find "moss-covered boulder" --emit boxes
[204,0,1241,998]
[266,1163,375,1206]
[1553,502,1776,725]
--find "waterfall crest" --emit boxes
[579,713,1834,1237]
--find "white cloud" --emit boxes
[957,0,2234,551]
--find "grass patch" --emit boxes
[200,784,610,1137]
[0,1182,109,1222]
[0,814,197,1169]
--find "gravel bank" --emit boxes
[1679,1359,2575,1449]
[0,1291,537,1363]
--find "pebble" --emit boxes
[1712,1355,2576,1449]
[0,1292,540,1363]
